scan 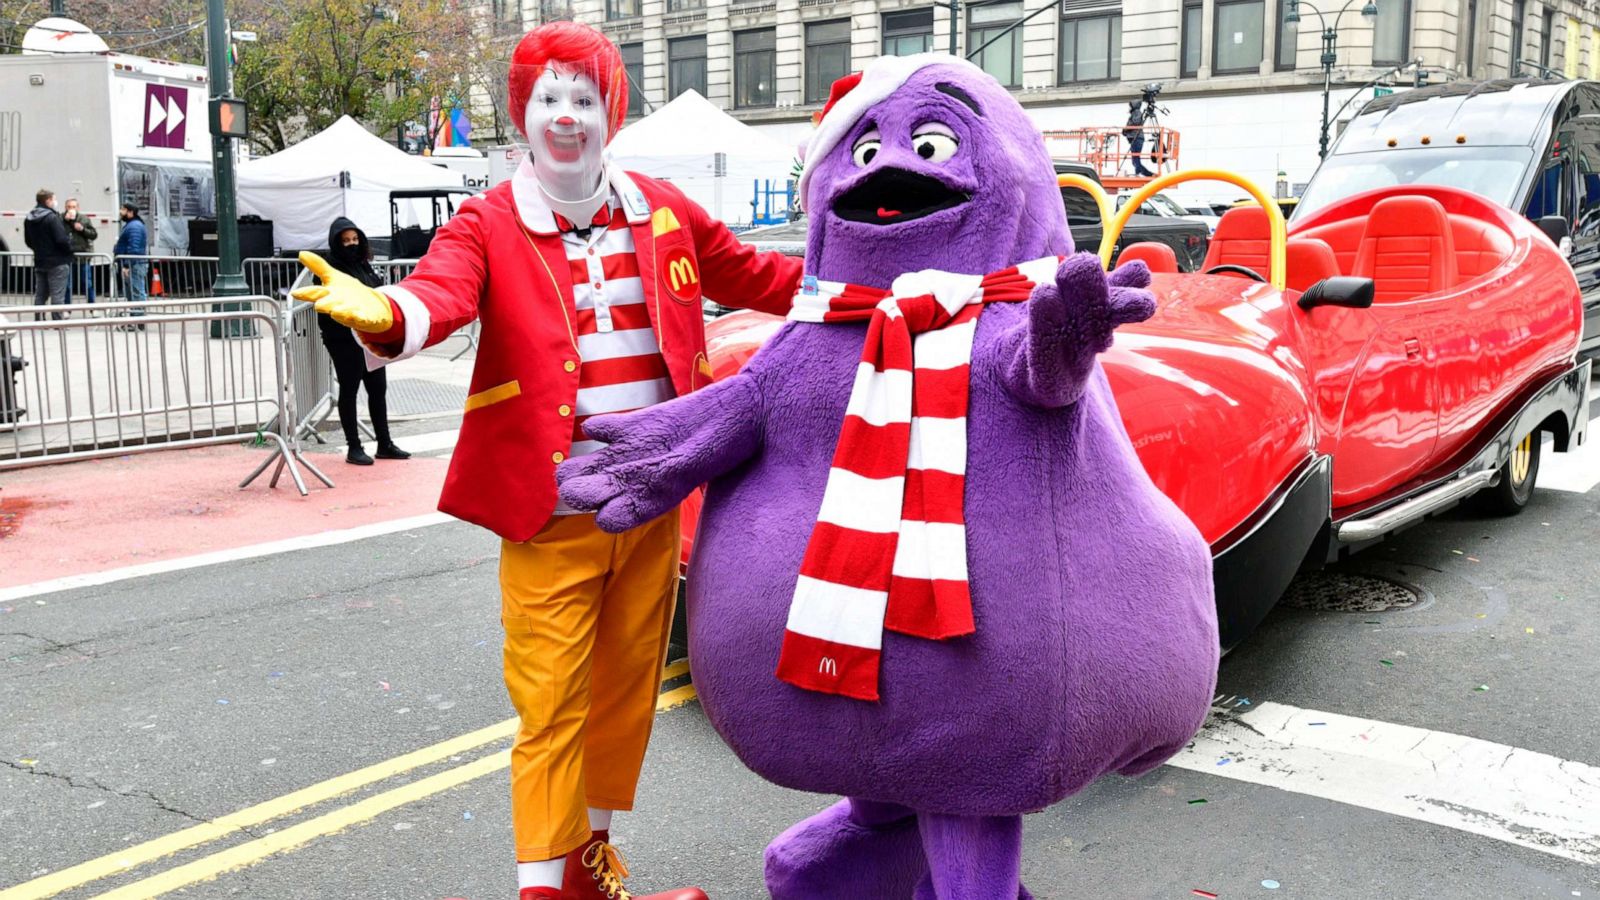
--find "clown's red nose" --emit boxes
[555,116,576,128]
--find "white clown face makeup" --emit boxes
[524,65,608,203]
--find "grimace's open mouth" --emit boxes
[832,168,970,225]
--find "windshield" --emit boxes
[1294,145,1534,220]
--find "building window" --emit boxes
[1213,0,1264,73]
[666,0,705,9]
[620,43,645,118]
[1275,0,1297,69]
[605,0,639,20]
[1372,0,1410,65]
[1542,8,1556,69]
[1059,12,1121,83]
[883,8,935,56]
[1510,0,1526,71]
[805,20,852,103]
[969,1,1024,87]
[735,29,777,109]
[1181,0,1204,77]
[668,36,707,100]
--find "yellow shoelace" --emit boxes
[581,840,633,900]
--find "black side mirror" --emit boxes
[1536,215,1570,245]
[1298,276,1375,310]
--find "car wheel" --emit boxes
[1475,431,1541,515]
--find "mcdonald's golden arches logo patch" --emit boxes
[662,247,701,304]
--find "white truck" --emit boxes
[0,31,214,257]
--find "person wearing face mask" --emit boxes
[315,218,409,466]
[24,189,73,320]
[62,198,98,306]
[293,21,803,900]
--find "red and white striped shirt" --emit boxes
[552,198,675,515]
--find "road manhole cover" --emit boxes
[1281,571,1422,613]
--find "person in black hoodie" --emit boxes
[318,218,409,465]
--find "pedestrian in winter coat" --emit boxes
[63,198,99,304]
[317,217,409,466]
[113,201,149,325]
[23,189,72,320]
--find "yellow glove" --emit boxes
[292,251,394,333]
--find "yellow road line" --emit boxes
[4,661,693,900]
[90,751,510,900]
[656,684,698,711]
[0,718,518,900]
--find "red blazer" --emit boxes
[371,168,802,542]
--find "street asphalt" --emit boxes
[3,416,1600,900]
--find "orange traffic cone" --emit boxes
[149,264,164,297]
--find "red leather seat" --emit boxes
[1353,196,1458,303]
[1115,241,1179,274]
[1449,215,1513,280]
[1295,218,1363,274]
[1285,238,1340,294]
[1202,207,1272,274]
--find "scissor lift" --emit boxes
[1042,126,1182,192]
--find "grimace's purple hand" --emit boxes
[1000,252,1157,408]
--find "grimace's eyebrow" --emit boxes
[935,83,982,116]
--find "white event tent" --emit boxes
[607,90,797,225]
[237,116,467,251]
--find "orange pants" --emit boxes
[499,510,681,862]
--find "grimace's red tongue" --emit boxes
[877,207,902,219]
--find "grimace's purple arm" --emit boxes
[996,253,1156,409]
[556,373,763,534]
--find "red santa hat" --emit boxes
[798,53,986,210]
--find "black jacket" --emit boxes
[317,217,385,344]
[64,210,98,254]
[24,205,73,268]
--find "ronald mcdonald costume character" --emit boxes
[295,22,802,900]
[557,55,1220,899]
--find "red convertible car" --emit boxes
[683,175,1591,650]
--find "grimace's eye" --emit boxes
[852,138,881,167]
[912,130,959,163]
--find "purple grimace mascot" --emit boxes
[558,54,1219,899]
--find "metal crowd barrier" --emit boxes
[0,297,332,496]
[2,252,117,307]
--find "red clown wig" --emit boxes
[508,22,629,142]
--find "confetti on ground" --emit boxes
[1236,698,1251,706]
[474,640,488,647]
[1262,880,1281,890]
[1192,891,1218,899]
[1380,659,1394,667]
[1466,556,1480,562]
[1475,685,1490,692]
[1216,758,1232,766]
[268,672,284,678]
[1476,613,1488,619]
[1188,798,1207,805]
[1452,549,1464,555]
[463,811,474,820]
[380,681,391,691]
[216,699,229,705]
[1526,628,1535,634]
[261,758,276,765]
[18,758,37,766]
[1364,619,1382,625]
[1308,722,1326,726]
[393,822,414,831]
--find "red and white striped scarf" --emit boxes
[776,256,1062,701]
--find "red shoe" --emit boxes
[521,888,563,900]
[562,831,708,900]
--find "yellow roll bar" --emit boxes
[1057,172,1112,239]
[1097,169,1288,292]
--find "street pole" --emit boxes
[205,0,247,298]
[50,0,65,15]
[948,0,959,56]
[1319,27,1335,160]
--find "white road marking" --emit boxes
[1172,700,1600,865]
[0,513,455,603]
[337,428,459,457]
